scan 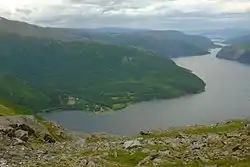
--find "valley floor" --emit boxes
[0,116,249,167]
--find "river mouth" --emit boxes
[41,48,250,135]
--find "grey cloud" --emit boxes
[34,10,250,30]
[65,0,176,12]
[16,8,33,15]
[6,0,249,30]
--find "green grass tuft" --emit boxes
[138,120,245,139]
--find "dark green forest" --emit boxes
[0,34,206,112]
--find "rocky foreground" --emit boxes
[0,116,250,167]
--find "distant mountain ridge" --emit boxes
[66,29,215,58]
[0,17,73,40]
[0,17,214,58]
[217,34,250,64]
[84,27,147,33]
[186,28,250,39]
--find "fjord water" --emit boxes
[41,48,250,135]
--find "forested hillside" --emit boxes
[217,34,250,64]
[0,73,49,112]
[0,34,205,112]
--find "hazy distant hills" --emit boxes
[229,34,250,45]
[217,34,250,64]
[82,27,146,33]
[187,28,250,40]
[0,17,214,58]
[66,29,215,58]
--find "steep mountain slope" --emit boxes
[0,73,50,112]
[67,29,215,58]
[0,102,20,116]
[0,17,214,58]
[0,34,205,112]
[0,17,73,40]
[0,101,31,116]
[217,34,250,64]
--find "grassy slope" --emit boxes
[109,120,250,167]
[0,103,17,116]
[20,119,249,167]
[0,73,50,111]
[0,99,31,116]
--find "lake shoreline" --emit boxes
[39,88,206,114]
[41,48,250,135]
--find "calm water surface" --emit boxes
[41,48,250,135]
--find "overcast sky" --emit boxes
[0,0,249,30]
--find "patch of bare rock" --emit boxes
[0,116,250,166]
